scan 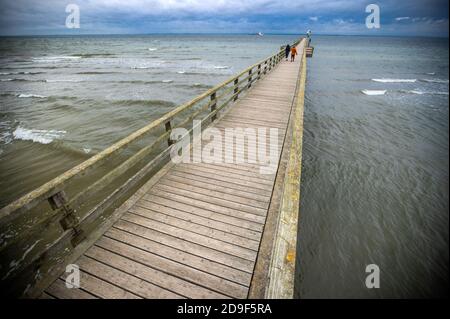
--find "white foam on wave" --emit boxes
[13,127,66,144]
[403,90,449,96]
[362,89,387,96]
[214,65,230,69]
[426,72,436,75]
[0,71,38,75]
[420,78,449,84]
[162,79,173,83]
[0,79,13,82]
[45,79,82,83]
[17,94,47,98]
[148,48,158,51]
[372,78,416,83]
[177,71,186,74]
[32,56,81,63]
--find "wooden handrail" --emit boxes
[0,43,296,225]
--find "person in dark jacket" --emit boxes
[285,44,291,61]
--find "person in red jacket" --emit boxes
[290,46,298,62]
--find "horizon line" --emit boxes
[0,32,448,39]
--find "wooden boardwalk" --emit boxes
[39,42,305,299]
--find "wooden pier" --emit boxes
[0,38,308,299]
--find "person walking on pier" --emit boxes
[290,46,298,62]
[285,44,291,61]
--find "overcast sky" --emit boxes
[0,0,448,36]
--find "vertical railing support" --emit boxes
[264,60,268,74]
[210,92,217,122]
[48,191,85,247]
[233,78,239,101]
[165,121,173,146]
[257,64,261,80]
[248,69,253,88]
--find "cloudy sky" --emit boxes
[0,0,448,36]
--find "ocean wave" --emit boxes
[419,78,449,84]
[45,79,82,83]
[361,90,387,96]
[214,66,230,69]
[71,53,116,58]
[0,71,43,75]
[372,78,416,83]
[178,57,202,61]
[0,78,33,82]
[162,79,173,83]
[17,93,47,98]
[175,83,214,90]
[75,71,119,75]
[177,71,186,74]
[426,72,436,75]
[401,89,449,95]
[32,56,82,63]
[111,99,176,108]
[12,127,66,144]
[148,48,158,51]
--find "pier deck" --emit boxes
[0,39,306,299]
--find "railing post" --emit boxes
[210,92,217,122]
[257,64,261,80]
[248,69,253,88]
[264,60,267,74]
[48,191,85,247]
[233,77,239,101]
[165,121,173,146]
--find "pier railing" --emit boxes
[0,38,301,296]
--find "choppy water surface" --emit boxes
[0,34,297,207]
[297,36,449,298]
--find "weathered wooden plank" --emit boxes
[45,279,97,299]
[104,228,252,286]
[168,170,272,198]
[86,244,227,298]
[95,235,248,298]
[141,194,264,231]
[60,270,141,299]
[129,205,259,250]
[164,172,271,203]
[177,165,274,186]
[180,163,274,181]
[154,183,267,216]
[112,220,255,273]
[77,255,184,299]
[174,166,272,194]
[158,177,269,209]
[145,190,266,224]
[136,198,261,239]
[122,212,258,261]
